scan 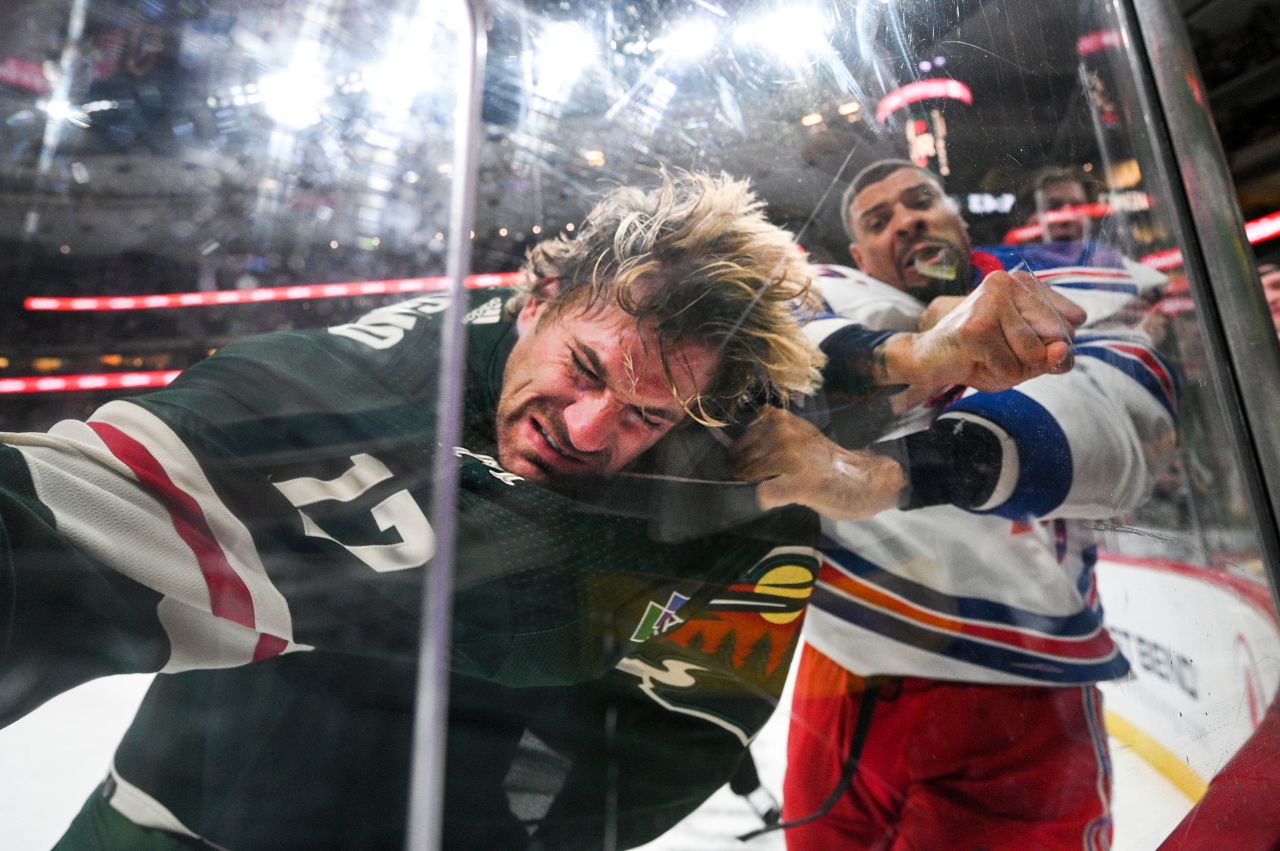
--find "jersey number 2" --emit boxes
[274,453,435,572]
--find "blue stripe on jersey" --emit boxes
[1076,333,1181,396]
[1074,345,1178,422]
[819,543,1105,637]
[810,584,1131,684]
[946,390,1074,520]
[981,242,1126,273]
[1048,280,1140,295]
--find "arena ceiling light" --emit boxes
[362,3,444,116]
[537,22,597,92]
[732,5,830,59]
[38,98,89,128]
[649,19,719,63]
[257,43,331,130]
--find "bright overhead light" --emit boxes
[361,8,442,114]
[537,22,597,90]
[734,7,829,56]
[800,112,823,126]
[258,56,330,129]
[40,99,89,126]
[653,19,718,62]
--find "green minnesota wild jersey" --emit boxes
[0,289,818,848]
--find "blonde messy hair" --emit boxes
[511,170,825,426]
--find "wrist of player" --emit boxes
[880,331,960,389]
[826,448,906,520]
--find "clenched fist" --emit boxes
[884,270,1085,392]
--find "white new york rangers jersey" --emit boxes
[804,246,1177,685]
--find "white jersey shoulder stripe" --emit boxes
[106,762,203,840]
[90,401,299,639]
[6,401,306,670]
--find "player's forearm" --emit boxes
[819,324,949,392]
[818,327,948,430]
[872,333,961,414]
[874,331,937,386]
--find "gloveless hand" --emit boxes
[731,407,906,521]
[884,270,1085,392]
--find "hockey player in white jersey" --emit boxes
[737,159,1177,850]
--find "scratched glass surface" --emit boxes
[0,1,1274,849]
[0,1,470,849]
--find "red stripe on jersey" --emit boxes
[88,421,257,629]
[1109,342,1174,400]
[818,562,1115,661]
[253,633,289,661]
[970,250,1005,281]
[1036,268,1133,280]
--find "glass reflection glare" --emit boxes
[652,19,719,62]
[538,22,597,91]
[0,1,1275,849]
[734,6,832,55]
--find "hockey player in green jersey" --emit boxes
[0,171,827,849]
[2,171,1078,849]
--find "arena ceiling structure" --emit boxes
[0,0,1106,278]
[470,0,1102,263]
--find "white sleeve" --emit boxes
[805,266,923,349]
[1037,257,1167,326]
[941,325,1177,520]
[813,258,1177,520]
[6,400,308,671]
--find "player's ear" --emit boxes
[516,277,560,334]
[530,276,560,302]
[849,242,863,267]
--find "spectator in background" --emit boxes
[1008,165,1129,270]
[1259,261,1280,335]
[1025,166,1095,244]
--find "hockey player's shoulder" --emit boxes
[811,264,922,329]
[328,290,509,350]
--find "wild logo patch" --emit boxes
[653,547,817,680]
[616,547,819,743]
[630,591,690,642]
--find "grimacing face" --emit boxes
[495,293,719,484]
[847,167,971,295]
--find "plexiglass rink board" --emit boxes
[0,0,472,848]
[0,0,1277,849]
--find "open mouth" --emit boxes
[902,243,960,282]
[532,417,581,464]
